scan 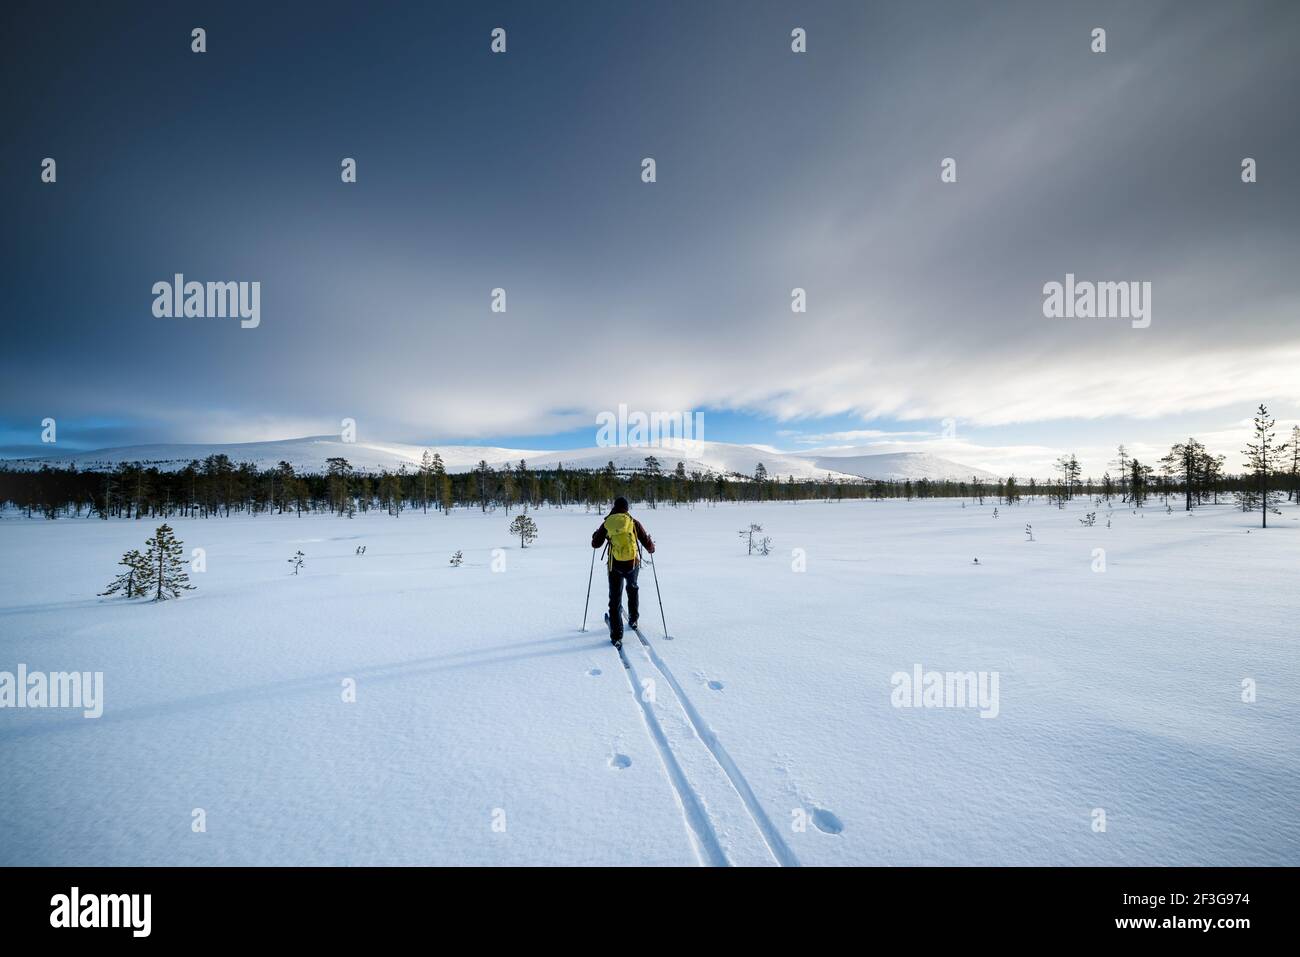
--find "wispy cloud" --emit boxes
[789,429,935,445]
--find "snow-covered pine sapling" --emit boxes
[508,514,538,548]
[143,523,194,601]
[450,550,463,567]
[288,550,305,575]
[1025,523,1033,541]
[738,523,763,555]
[757,535,772,556]
[1079,512,1097,527]
[993,507,999,519]
[100,548,150,599]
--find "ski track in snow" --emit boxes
[628,623,800,868]
[613,638,729,866]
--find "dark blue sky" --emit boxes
[3,1,1297,475]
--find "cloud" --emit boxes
[4,1,1297,458]
[791,429,936,445]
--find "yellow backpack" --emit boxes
[604,513,639,564]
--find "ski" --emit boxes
[629,623,652,649]
[620,607,654,648]
[620,608,654,651]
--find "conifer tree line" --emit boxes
[3,406,1294,524]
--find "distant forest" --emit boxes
[2,407,1297,526]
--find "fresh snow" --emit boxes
[0,498,1296,866]
[4,435,991,482]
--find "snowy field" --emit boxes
[1,498,1297,866]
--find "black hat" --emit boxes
[612,496,630,513]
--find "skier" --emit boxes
[591,496,655,647]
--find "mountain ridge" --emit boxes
[3,435,998,482]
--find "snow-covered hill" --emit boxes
[525,441,853,480]
[4,436,994,482]
[0,437,542,476]
[793,450,999,482]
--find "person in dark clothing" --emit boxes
[591,496,655,645]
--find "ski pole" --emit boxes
[581,545,597,631]
[649,552,669,639]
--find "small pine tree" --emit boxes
[508,514,538,548]
[738,523,763,555]
[288,550,305,575]
[143,524,193,601]
[100,548,150,599]
[450,550,464,567]
[1024,523,1033,541]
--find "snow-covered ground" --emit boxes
[0,498,1296,866]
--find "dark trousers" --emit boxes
[607,561,640,638]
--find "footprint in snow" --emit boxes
[586,668,602,677]
[608,753,632,770]
[695,670,724,691]
[812,808,844,835]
